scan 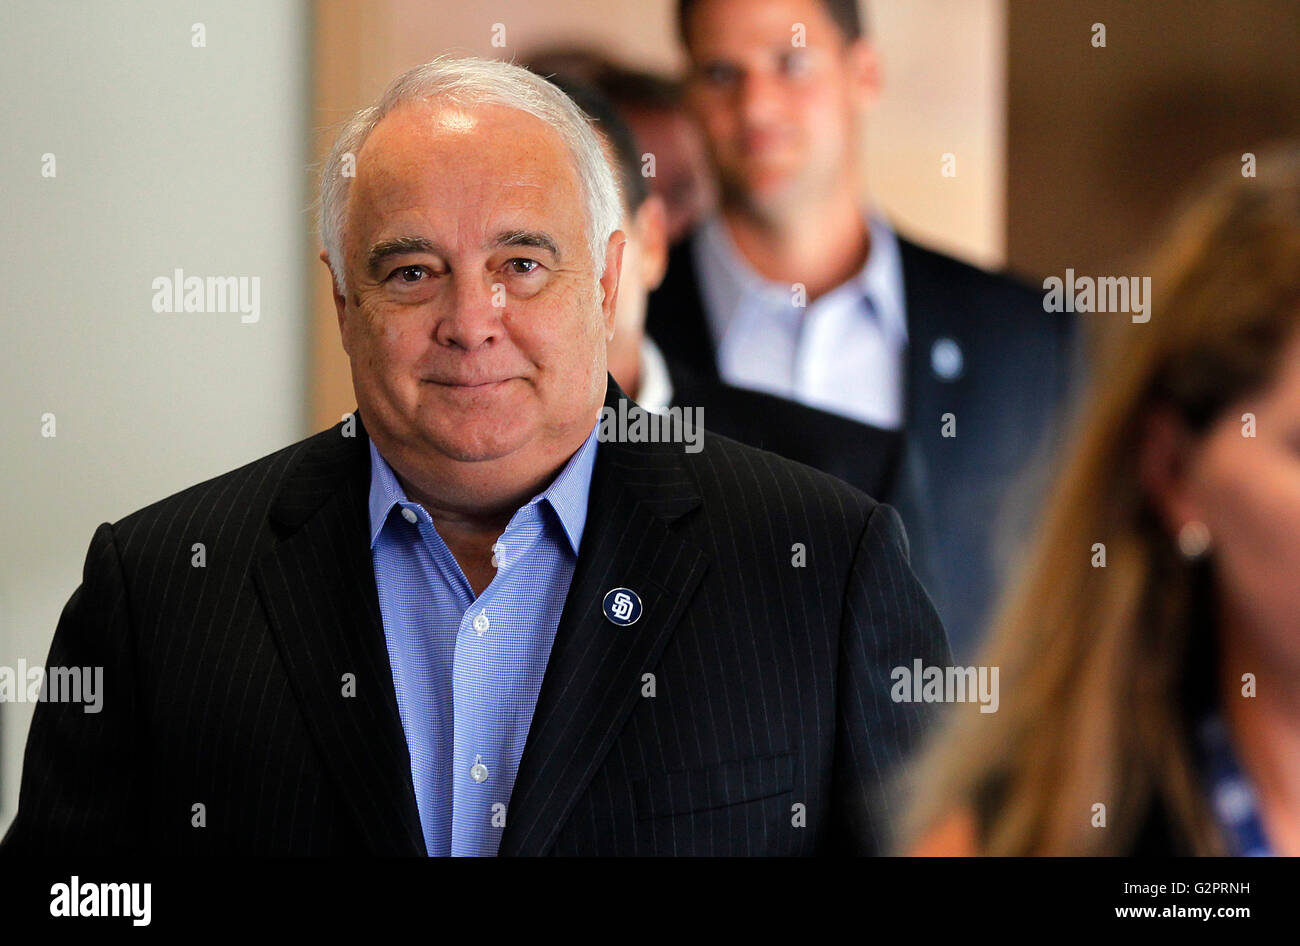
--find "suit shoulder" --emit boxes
[110,422,343,543]
[897,235,1072,350]
[684,425,878,522]
[899,235,1039,305]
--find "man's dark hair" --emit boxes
[543,73,650,215]
[596,66,684,114]
[525,48,685,114]
[676,0,866,49]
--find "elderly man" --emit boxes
[3,57,948,857]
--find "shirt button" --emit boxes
[400,507,418,524]
[473,611,490,635]
[470,761,489,783]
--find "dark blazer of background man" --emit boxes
[650,0,1076,658]
[649,234,1071,660]
[2,58,949,857]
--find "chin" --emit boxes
[416,398,535,463]
[418,419,529,463]
[730,164,800,206]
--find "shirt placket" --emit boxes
[449,501,548,856]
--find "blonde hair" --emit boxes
[904,144,1300,855]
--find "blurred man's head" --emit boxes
[677,0,878,219]
[597,68,717,244]
[317,58,625,506]
[528,48,717,244]
[548,75,670,398]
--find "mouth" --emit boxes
[423,377,513,392]
[740,128,792,152]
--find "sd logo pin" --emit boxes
[602,587,643,626]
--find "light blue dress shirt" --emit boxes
[693,212,909,429]
[367,422,600,856]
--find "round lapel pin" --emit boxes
[931,336,964,381]
[602,587,643,626]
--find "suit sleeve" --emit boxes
[1,522,145,856]
[829,502,953,855]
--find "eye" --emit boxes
[700,61,739,88]
[390,264,429,283]
[778,49,811,77]
[506,258,542,275]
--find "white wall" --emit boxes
[0,0,311,836]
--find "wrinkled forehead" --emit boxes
[347,101,585,250]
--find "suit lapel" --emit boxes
[499,382,710,855]
[647,235,720,381]
[893,238,963,596]
[252,412,426,855]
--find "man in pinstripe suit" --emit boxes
[2,58,949,857]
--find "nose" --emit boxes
[736,69,781,127]
[434,271,503,351]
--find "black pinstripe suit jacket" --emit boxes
[2,378,950,856]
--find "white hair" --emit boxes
[317,56,622,296]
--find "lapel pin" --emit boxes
[931,337,964,381]
[602,587,643,626]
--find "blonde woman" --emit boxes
[906,146,1300,856]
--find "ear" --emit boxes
[633,196,670,291]
[844,38,881,109]
[320,250,351,355]
[599,230,627,341]
[1137,406,1204,538]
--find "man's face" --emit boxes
[331,102,622,472]
[682,0,876,211]
[622,106,716,243]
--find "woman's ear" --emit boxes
[1137,405,1203,538]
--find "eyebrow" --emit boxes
[365,230,561,278]
[366,236,438,278]
[495,229,560,260]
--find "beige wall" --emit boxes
[1007,0,1300,280]
[308,0,1008,429]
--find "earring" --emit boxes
[1177,520,1212,560]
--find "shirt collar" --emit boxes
[636,336,675,414]
[693,209,908,347]
[367,420,601,556]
